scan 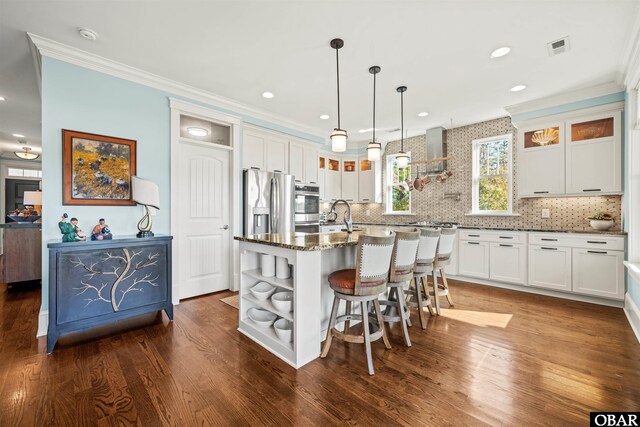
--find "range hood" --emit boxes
[425,127,447,175]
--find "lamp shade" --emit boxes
[396,152,409,169]
[131,176,160,209]
[331,129,347,152]
[367,142,381,161]
[23,191,42,206]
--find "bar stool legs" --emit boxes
[379,284,412,347]
[441,269,454,306]
[321,294,391,375]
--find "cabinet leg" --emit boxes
[164,304,174,321]
[47,332,58,354]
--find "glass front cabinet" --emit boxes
[518,122,566,197]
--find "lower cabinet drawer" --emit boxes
[572,249,624,300]
[489,243,526,285]
[528,245,572,292]
[458,240,490,279]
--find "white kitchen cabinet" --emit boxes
[458,240,490,279]
[518,122,565,197]
[318,155,326,199]
[289,141,305,181]
[490,243,526,285]
[304,146,319,185]
[324,157,341,200]
[242,130,267,170]
[357,157,376,203]
[341,156,358,202]
[572,248,624,300]
[444,231,458,276]
[266,135,288,173]
[565,110,622,195]
[528,245,572,292]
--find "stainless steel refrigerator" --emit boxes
[243,169,295,235]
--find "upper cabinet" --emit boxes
[357,156,381,203]
[341,156,358,202]
[242,130,267,171]
[565,111,621,194]
[303,147,319,185]
[289,140,320,184]
[265,134,288,173]
[517,105,622,198]
[289,141,305,180]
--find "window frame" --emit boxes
[385,152,412,215]
[471,134,513,215]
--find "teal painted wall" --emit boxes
[510,92,626,123]
[40,58,327,313]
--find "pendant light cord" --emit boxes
[336,48,341,129]
[400,90,404,152]
[372,71,376,143]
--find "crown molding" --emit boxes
[504,82,625,116]
[27,32,327,142]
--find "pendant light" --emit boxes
[367,66,382,161]
[330,38,347,152]
[396,86,409,169]
[15,146,39,160]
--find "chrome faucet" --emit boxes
[329,199,353,233]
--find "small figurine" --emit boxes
[59,214,86,242]
[91,218,113,241]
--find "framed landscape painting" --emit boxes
[62,129,137,206]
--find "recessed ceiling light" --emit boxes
[0,96,5,101]
[78,27,98,41]
[490,46,511,58]
[262,91,274,99]
[187,127,208,137]
[12,133,25,138]
[417,112,429,117]
[319,114,330,120]
[510,84,527,92]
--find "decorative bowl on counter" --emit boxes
[274,318,293,343]
[271,291,293,312]
[247,307,277,327]
[250,281,276,300]
[589,220,614,231]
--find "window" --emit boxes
[386,152,411,214]
[472,134,512,214]
[7,168,42,178]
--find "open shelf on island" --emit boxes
[242,293,293,321]
[242,269,293,291]
[239,318,294,356]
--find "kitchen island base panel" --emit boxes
[238,241,357,368]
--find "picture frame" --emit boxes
[62,129,137,206]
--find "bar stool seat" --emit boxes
[328,269,386,294]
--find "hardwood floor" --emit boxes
[1,279,639,426]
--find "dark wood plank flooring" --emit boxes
[1,279,639,426]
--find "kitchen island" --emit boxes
[234,228,391,368]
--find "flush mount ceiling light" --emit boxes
[12,133,25,138]
[396,86,409,169]
[367,66,382,161]
[418,112,429,117]
[319,114,330,120]
[0,96,5,101]
[490,46,511,58]
[78,27,98,41]
[15,147,39,160]
[510,84,527,92]
[329,38,347,152]
[187,127,209,137]
[262,91,275,99]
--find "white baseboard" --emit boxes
[624,292,640,343]
[447,275,624,308]
[36,310,48,337]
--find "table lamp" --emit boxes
[23,191,42,215]
[131,176,159,238]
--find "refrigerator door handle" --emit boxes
[270,177,276,232]
[274,177,280,232]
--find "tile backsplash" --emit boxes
[323,116,622,231]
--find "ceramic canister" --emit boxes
[261,254,276,277]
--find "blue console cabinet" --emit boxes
[47,236,173,352]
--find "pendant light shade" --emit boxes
[366,65,382,161]
[396,86,409,169]
[330,38,348,152]
[15,146,39,160]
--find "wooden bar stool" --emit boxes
[429,227,457,315]
[320,232,396,376]
[406,228,441,329]
[377,229,420,347]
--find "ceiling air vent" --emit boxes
[547,36,570,56]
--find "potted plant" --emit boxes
[586,212,615,230]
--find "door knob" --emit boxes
[221,225,229,230]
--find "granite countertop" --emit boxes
[235,227,395,251]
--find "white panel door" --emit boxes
[266,136,288,173]
[242,130,266,170]
[178,143,230,299]
[490,243,526,285]
[572,249,624,300]
[528,245,571,291]
[289,142,304,182]
[458,241,490,279]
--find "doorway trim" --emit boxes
[170,98,242,304]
